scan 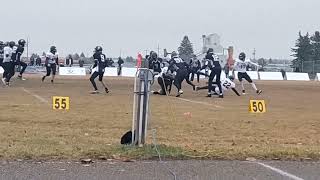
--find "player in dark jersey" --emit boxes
[42,46,59,83]
[0,41,4,67]
[168,51,196,97]
[148,52,162,74]
[89,46,109,94]
[12,39,27,80]
[189,57,201,83]
[202,48,223,98]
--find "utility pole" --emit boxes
[26,38,29,60]
[253,48,256,60]
[157,44,160,57]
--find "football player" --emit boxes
[1,41,15,86]
[168,51,196,97]
[0,41,4,68]
[42,46,59,83]
[233,52,262,95]
[196,76,240,96]
[89,46,109,94]
[202,48,223,98]
[12,39,27,80]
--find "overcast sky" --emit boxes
[1,0,319,59]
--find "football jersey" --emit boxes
[93,52,107,73]
[205,53,220,68]
[0,47,4,60]
[3,46,13,63]
[11,45,24,62]
[46,52,59,64]
[234,59,258,73]
[218,78,236,93]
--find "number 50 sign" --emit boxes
[249,100,266,113]
[52,96,70,110]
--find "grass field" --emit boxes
[0,75,320,160]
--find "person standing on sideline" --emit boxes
[117,57,124,76]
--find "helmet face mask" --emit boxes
[151,52,157,59]
[95,46,103,53]
[9,41,15,48]
[50,46,57,54]
[239,52,246,61]
[0,41,4,47]
[18,39,26,47]
[228,75,235,81]
[207,48,214,54]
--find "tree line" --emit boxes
[291,31,320,72]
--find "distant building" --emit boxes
[198,34,227,67]
[202,33,224,54]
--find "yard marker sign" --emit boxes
[249,100,266,113]
[52,96,70,110]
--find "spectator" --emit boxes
[79,58,84,67]
[117,57,124,76]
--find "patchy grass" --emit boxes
[0,76,319,160]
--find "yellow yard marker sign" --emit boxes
[249,100,266,113]
[52,96,70,110]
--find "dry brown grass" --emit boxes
[0,75,319,160]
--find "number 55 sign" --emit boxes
[249,100,266,113]
[52,96,70,110]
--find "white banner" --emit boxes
[59,67,86,76]
[286,72,310,81]
[0,67,3,74]
[259,72,284,80]
[103,67,118,76]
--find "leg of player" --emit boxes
[157,76,167,95]
[238,72,246,94]
[98,72,109,94]
[244,72,262,95]
[232,88,241,96]
[173,70,184,97]
[18,61,27,80]
[207,71,214,97]
[5,62,15,86]
[196,71,200,83]
[42,65,51,82]
[215,69,223,98]
[51,64,56,83]
[184,71,196,91]
[1,62,10,86]
[90,71,99,94]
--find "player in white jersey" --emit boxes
[42,46,59,83]
[196,76,240,96]
[2,41,15,86]
[233,52,262,95]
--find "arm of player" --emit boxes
[248,60,260,68]
[232,88,241,96]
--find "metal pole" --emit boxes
[132,68,153,147]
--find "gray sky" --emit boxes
[1,0,319,59]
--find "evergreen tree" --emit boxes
[80,52,86,58]
[311,31,320,60]
[291,32,313,72]
[178,36,194,61]
[73,53,80,60]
